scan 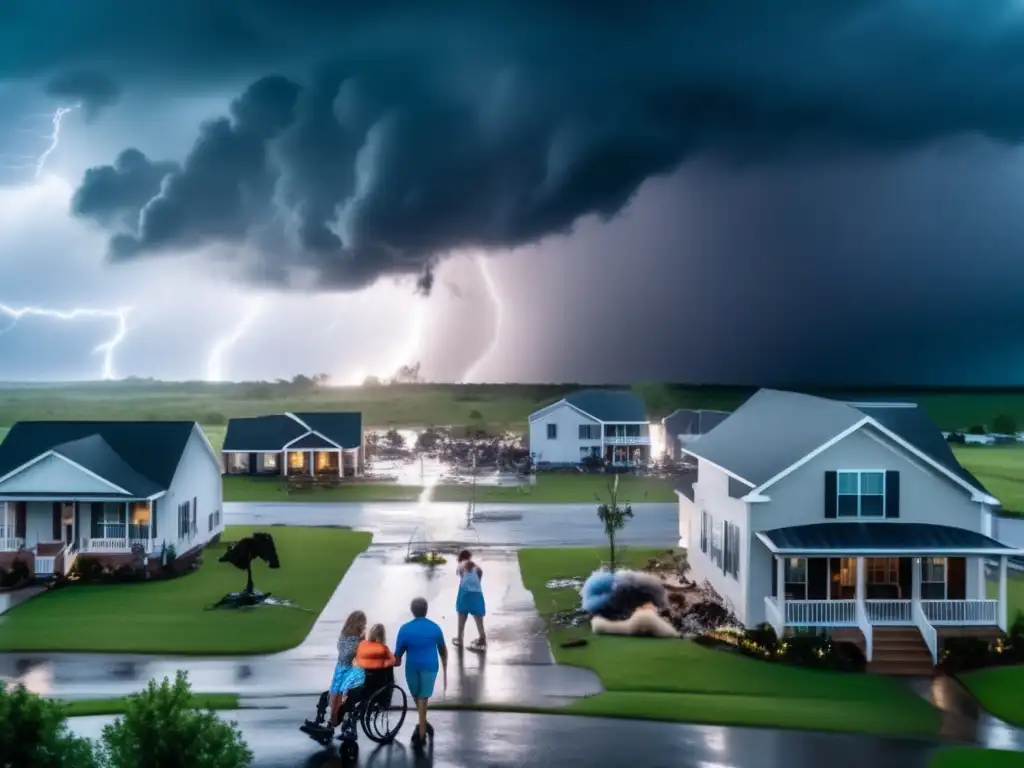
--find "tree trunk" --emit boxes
[609,531,616,573]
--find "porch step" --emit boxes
[866,628,935,677]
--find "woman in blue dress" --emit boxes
[453,549,487,650]
[328,610,368,725]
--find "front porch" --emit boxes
[757,523,1020,666]
[1,498,159,557]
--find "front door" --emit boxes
[61,503,75,545]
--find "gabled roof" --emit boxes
[223,412,362,452]
[538,389,647,423]
[681,389,994,502]
[0,421,196,496]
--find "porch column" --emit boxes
[280,452,286,476]
[999,555,1008,633]
[309,451,314,476]
[912,557,921,603]
[856,556,866,610]
[776,555,786,626]
[123,502,129,548]
[338,450,343,478]
[148,501,154,553]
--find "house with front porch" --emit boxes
[0,420,223,579]
[528,390,651,467]
[677,388,1020,675]
[221,412,364,477]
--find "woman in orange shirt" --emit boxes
[356,623,397,672]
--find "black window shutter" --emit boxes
[90,502,102,538]
[771,557,777,597]
[722,523,729,573]
[824,471,838,518]
[885,471,900,518]
[152,500,158,537]
[52,502,61,540]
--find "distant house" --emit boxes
[0,421,223,578]
[528,390,650,466]
[676,388,1019,674]
[222,412,364,477]
[661,408,730,460]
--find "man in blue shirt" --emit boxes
[394,596,448,748]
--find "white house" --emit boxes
[221,412,364,477]
[677,389,1020,675]
[528,390,650,466]
[0,420,224,578]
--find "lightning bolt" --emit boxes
[206,298,266,382]
[332,294,427,386]
[34,105,77,178]
[0,304,131,380]
[460,255,504,383]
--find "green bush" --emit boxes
[0,683,98,768]
[97,671,252,768]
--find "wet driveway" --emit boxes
[223,500,679,548]
[0,545,602,705]
[67,708,943,767]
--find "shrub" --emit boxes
[1,559,32,588]
[70,557,106,582]
[967,425,986,435]
[993,414,1018,435]
[0,683,99,768]
[945,431,966,444]
[97,672,252,768]
[203,412,228,426]
[469,409,483,420]
[940,637,998,674]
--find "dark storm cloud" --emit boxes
[45,72,120,120]
[28,0,1024,292]
[71,149,180,230]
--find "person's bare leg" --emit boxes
[330,693,346,726]
[416,699,428,742]
[456,613,467,645]
[473,615,487,645]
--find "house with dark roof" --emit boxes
[661,408,730,460]
[0,421,223,577]
[222,412,364,477]
[527,390,650,466]
[677,388,1020,674]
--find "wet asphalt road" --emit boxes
[67,708,943,768]
[222,501,681,548]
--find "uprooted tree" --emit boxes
[596,474,634,572]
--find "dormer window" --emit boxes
[837,470,885,517]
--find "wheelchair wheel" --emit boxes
[360,683,407,744]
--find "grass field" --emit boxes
[4,381,1024,432]
[222,474,678,503]
[59,693,239,717]
[0,526,371,654]
[517,546,941,736]
[952,445,1024,513]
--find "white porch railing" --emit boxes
[81,537,150,553]
[921,599,999,625]
[764,596,785,639]
[865,599,912,624]
[63,548,77,577]
[856,600,874,661]
[603,436,651,445]
[0,536,25,551]
[913,601,939,665]
[34,555,56,576]
[785,599,857,626]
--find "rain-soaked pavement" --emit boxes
[222,500,680,548]
[67,707,944,767]
[909,675,1024,751]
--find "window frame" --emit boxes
[546,423,557,440]
[784,557,807,600]
[836,470,886,518]
[921,556,948,600]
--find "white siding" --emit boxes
[528,403,601,465]
[23,502,56,546]
[689,461,750,624]
[0,455,119,494]
[158,426,224,554]
[745,425,994,624]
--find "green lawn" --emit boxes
[518,546,941,736]
[952,445,1024,514]
[0,526,371,654]
[223,473,678,503]
[959,666,1024,728]
[930,748,1024,768]
[60,693,239,717]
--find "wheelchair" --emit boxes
[300,668,408,765]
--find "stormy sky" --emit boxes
[2,1,1024,384]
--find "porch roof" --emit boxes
[757,522,1019,556]
[287,433,339,450]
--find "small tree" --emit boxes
[596,474,634,572]
[993,414,1018,436]
[0,683,99,768]
[98,672,252,768]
